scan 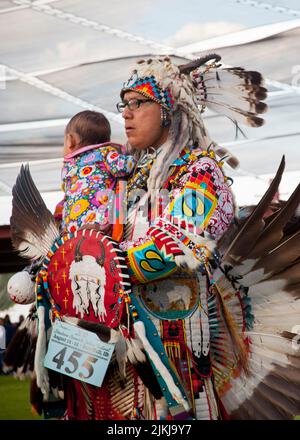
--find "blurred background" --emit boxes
[0,0,299,341]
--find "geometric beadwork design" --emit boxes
[127,239,176,283]
[168,187,217,230]
[122,75,174,111]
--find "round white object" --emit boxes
[7,271,35,304]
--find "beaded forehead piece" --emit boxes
[121,72,174,112]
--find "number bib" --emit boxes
[44,320,115,387]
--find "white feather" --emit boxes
[126,336,146,364]
[133,320,190,412]
[34,306,50,400]
[114,330,127,378]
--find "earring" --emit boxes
[160,107,170,127]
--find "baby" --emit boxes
[56,110,135,239]
[8,111,135,308]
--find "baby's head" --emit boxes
[63,110,111,156]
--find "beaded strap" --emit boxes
[154,218,211,265]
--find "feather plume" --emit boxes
[62,316,118,343]
[133,320,190,411]
[246,183,300,259]
[10,164,59,260]
[3,305,37,376]
[124,335,163,400]
[34,306,49,399]
[223,156,285,262]
[211,157,300,419]
[241,230,300,285]
[30,374,44,416]
[178,53,221,74]
[221,335,300,419]
[191,63,268,127]
[114,329,127,379]
[214,146,240,169]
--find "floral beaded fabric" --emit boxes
[61,143,135,233]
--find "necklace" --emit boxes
[127,145,163,194]
[124,146,163,240]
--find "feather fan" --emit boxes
[10,164,59,260]
[210,157,300,419]
[179,54,268,127]
[3,305,38,377]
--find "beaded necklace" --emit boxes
[127,146,163,194]
[124,146,163,240]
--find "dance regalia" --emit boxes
[118,145,235,419]
[5,55,300,420]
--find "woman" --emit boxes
[114,56,237,420]
[113,55,300,420]
[8,55,300,420]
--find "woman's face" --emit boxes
[121,91,170,150]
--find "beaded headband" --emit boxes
[121,72,174,112]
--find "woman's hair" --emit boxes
[66,110,111,146]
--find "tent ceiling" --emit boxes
[0,0,300,207]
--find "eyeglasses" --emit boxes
[116,98,153,113]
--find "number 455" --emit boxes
[52,347,98,379]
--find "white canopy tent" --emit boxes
[0,0,299,222]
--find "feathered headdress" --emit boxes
[121,54,267,193]
[122,54,267,129]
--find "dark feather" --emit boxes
[131,361,163,400]
[70,317,112,343]
[247,183,300,259]
[215,146,240,169]
[223,156,285,262]
[10,164,59,259]
[30,376,44,416]
[178,53,221,74]
[48,369,65,398]
[3,307,37,374]
[250,230,300,279]
[229,368,300,420]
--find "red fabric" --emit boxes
[48,230,126,327]
[64,377,125,420]
[46,230,134,419]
